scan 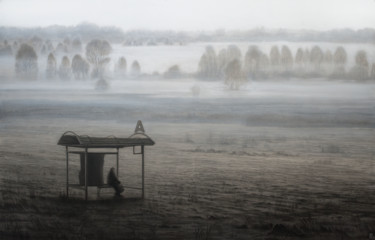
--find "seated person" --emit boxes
[107,168,124,196]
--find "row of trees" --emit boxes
[0,37,84,58]
[13,39,375,87]
[14,39,142,81]
[198,45,375,89]
[26,36,81,56]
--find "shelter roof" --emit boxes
[58,131,155,148]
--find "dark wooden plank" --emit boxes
[69,151,118,155]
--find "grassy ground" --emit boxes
[1,81,375,239]
[1,116,374,239]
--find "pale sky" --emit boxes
[0,0,374,31]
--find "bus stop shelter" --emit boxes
[57,121,155,200]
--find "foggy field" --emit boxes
[1,0,375,238]
[1,79,375,239]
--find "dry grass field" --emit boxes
[0,81,374,239]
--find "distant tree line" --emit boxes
[10,36,143,82]
[122,30,189,46]
[1,25,375,46]
[197,45,375,89]
[0,23,124,43]
[7,35,375,87]
[197,28,375,43]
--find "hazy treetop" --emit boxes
[0,0,374,31]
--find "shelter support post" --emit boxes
[66,146,69,198]
[116,147,119,177]
[142,145,144,199]
[85,148,88,201]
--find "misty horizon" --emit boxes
[2,21,375,34]
[1,0,375,31]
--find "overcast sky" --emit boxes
[0,0,374,31]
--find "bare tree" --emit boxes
[198,45,217,79]
[59,56,71,80]
[324,50,333,63]
[85,39,112,79]
[198,54,208,78]
[226,45,242,63]
[280,45,293,74]
[371,63,375,81]
[258,53,270,78]
[295,48,304,66]
[224,59,245,90]
[269,45,280,74]
[72,54,89,80]
[350,50,369,81]
[302,48,310,71]
[46,53,57,80]
[294,48,304,75]
[164,64,181,78]
[217,48,228,78]
[115,56,127,78]
[323,50,333,76]
[244,45,261,79]
[130,60,141,77]
[332,46,347,78]
[310,45,324,75]
[15,43,38,80]
[205,46,218,78]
